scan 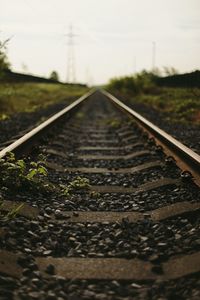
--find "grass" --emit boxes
[0,83,88,119]
[105,118,122,128]
[107,73,200,125]
[127,87,200,125]
[0,200,24,222]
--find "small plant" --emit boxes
[0,113,9,121]
[0,152,49,194]
[0,198,24,222]
[90,191,100,199]
[60,176,91,197]
[76,112,85,119]
[106,118,121,128]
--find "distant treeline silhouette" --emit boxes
[0,70,60,84]
[155,70,200,88]
[0,70,86,87]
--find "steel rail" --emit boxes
[102,90,200,186]
[0,89,95,159]
[0,88,199,186]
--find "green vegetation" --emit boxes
[49,70,59,81]
[76,112,85,119]
[107,71,200,124]
[60,177,101,199]
[0,200,24,222]
[0,153,97,219]
[0,152,51,221]
[0,37,87,120]
[0,83,88,119]
[0,152,49,193]
[60,176,91,197]
[107,71,156,96]
[105,118,122,128]
[0,38,10,75]
[133,88,200,124]
[0,153,92,200]
[90,191,100,199]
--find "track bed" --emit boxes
[0,91,200,299]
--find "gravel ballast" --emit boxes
[0,91,199,299]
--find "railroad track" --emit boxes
[0,90,200,299]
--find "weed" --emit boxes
[0,114,9,121]
[90,191,100,199]
[0,199,24,222]
[76,112,85,119]
[106,118,121,128]
[0,152,50,194]
[60,176,91,197]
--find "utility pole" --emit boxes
[66,25,76,83]
[133,56,137,74]
[152,41,156,71]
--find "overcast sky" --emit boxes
[0,0,200,84]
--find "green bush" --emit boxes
[107,71,157,96]
[106,71,200,124]
[0,38,10,78]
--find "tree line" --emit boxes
[107,69,200,94]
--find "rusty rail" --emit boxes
[0,90,95,159]
[0,88,199,186]
[102,90,200,186]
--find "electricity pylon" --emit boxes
[66,25,76,83]
[152,41,156,71]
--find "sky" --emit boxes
[0,0,200,84]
